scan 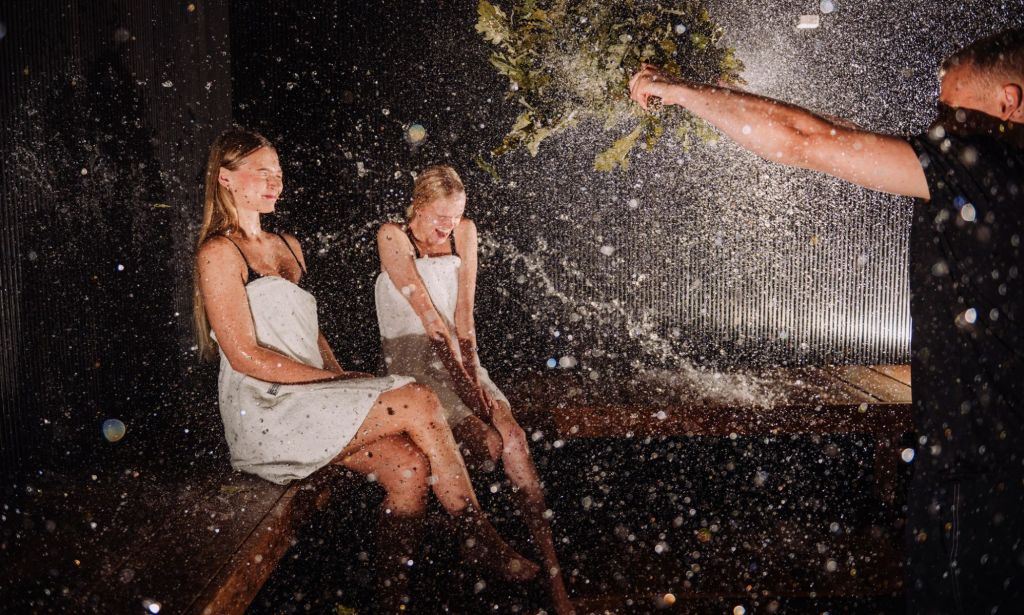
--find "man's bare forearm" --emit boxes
[661,81,838,168]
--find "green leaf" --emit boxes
[511,110,533,132]
[489,53,526,83]
[594,124,643,172]
[475,155,501,181]
[526,126,552,156]
[476,0,511,47]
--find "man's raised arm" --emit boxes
[628,64,930,200]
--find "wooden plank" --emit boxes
[829,366,911,404]
[552,401,911,439]
[870,365,912,388]
[81,471,290,613]
[1,461,231,612]
[189,468,348,615]
[825,366,913,504]
[549,367,909,439]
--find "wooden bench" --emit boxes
[505,364,913,612]
[508,365,913,502]
[2,365,911,613]
[0,453,351,614]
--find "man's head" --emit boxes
[939,28,1024,123]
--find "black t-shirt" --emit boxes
[906,120,1024,479]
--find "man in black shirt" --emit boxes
[629,28,1023,613]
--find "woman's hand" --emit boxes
[427,335,493,422]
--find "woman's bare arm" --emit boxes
[198,237,338,383]
[453,219,482,378]
[377,223,491,419]
[317,332,344,374]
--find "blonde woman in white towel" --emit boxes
[193,130,537,613]
[375,165,572,614]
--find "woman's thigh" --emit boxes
[337,434,428,483]
[339,383,443,457]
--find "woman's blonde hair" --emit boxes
[193,128,274,361]
[406,165,465,220]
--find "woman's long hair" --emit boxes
[193,128,274,361]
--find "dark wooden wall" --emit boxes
[0,0,233,478]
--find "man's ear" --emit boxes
[1000,82,1023,122]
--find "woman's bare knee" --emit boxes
[396,384,448,435]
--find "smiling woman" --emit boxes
[375,165,573,613]
[192,131,539,612]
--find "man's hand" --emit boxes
[628,64,683,110]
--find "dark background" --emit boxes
[2,0,1023,480]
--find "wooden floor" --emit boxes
[511,364,911,501]
[2,365,913,614]
[0,434,348,614]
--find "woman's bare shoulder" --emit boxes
[198,235,241,262]
[378,221,411,243]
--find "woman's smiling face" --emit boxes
[219,146,283,214]
[413,191,466,245]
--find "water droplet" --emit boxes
[405,123,427,144]
[674,24,686,35]
[964,308,977,324]
[820,0,836,14]
[102,419,126,443]
[599,245,615,256]
[901,448,915,463]
[960,203,976,222]
[546,357,557,368]
[741,125,752,135]
[161,80,173,88]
